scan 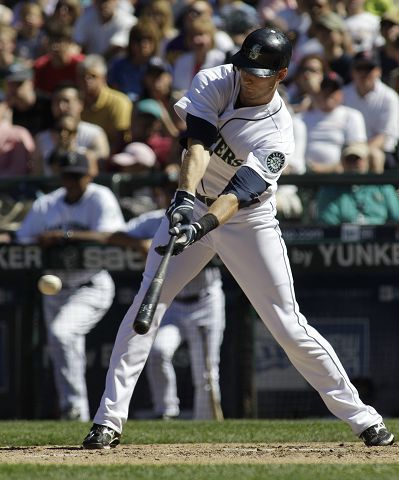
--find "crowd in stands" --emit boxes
[0,0,399,226]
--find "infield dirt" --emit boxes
[1,443,399,465]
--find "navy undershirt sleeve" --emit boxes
[222,166,270,209]
[179,113,218,149]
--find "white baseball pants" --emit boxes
[94,200,382,435]
[146,279,225,419]
[43,270,115,421]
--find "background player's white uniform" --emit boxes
[93,65,383,435]
[16,183,125,420]
[126,210,225,419]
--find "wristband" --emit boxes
[196,213,219,239]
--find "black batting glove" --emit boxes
[155,222,203,256]
[165,190,195,229]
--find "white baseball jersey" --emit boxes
[301,105,367,167]
[16,183,125,286]
[174,64,295,200]
[343,79,399,152]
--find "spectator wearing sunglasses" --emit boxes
[343,50,399,171]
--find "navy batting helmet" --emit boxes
[231,27,292,77]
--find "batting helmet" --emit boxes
[231,27,292,77]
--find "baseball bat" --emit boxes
[133,233,178,335]
[199,326,224,421]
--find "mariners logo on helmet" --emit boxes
[265,151,285,173]
[248,44,262,60]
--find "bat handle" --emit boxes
[133,229,178,335]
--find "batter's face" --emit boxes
[238,68,288,106]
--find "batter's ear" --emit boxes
[277,68,288,82]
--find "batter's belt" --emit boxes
[196,192,216,207]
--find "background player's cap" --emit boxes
[231,27,292,77]
[59,151,90,174]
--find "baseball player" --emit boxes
[83,28,395,448]
[104,204,225,420]
[16,151,125,421]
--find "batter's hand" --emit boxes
[165,190,195,229]
[155,222,202,256]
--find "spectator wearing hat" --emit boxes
[107,20,161,102]
[73,0,137,60]
[140,57,182,137]
[302,71,367,172]
[78,54,132,155]
[4,63,52,135]
[33,22,85,96]
[0,90,35,176]
[164,1,234,66]
[34,83,110,175]
[315,142,399,224]
[15,150,125,421]
[129,98,175,168]
[110,141,158,216]
[312,12,354,83]
[378,9,399,85]
[222,6,260,63]
[343,50,399,170]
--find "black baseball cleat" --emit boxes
[82,424,121,449]
[360,422,395,446]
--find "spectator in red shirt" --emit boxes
[33,22,84,97]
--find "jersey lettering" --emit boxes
[212,134,243,167]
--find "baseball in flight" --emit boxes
[38,274,62,295]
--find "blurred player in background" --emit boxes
[99,183,225,420]
[15,151,125,420]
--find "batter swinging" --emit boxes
[83,27,394,448]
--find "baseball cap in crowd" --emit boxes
[342,143,369,159]
[352,50,380,69]
[231,27,292,77]
[135,99,163,119]
[223,9,259,36]
[315,12,345,32]
[320,71,344,92]
[4,63,33,82]
[59,151,90,174]
[111,142,156,168]
[146,57,172,75]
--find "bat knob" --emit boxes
[133,320,150,335]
